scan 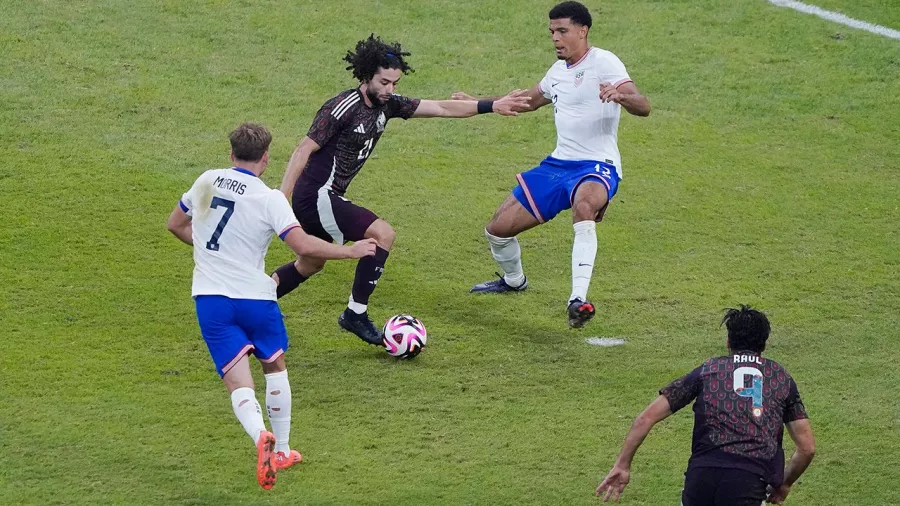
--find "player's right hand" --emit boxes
[349,238,378,258]
[494,92,531,116]
[596,466,630,502]
[451,91,475,101]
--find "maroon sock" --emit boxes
[273,261,308,299]
[350,247,389,305]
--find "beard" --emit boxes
[365,87,386,106]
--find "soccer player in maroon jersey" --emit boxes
[596,306,816,505]
[271,35,529,345]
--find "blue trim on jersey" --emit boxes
[511,156,620,223]
[278,225,301,240]
[194,295,289,377]
[232,167,257,177]
[179,200,189,212]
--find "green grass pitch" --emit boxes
[1,1,898,504]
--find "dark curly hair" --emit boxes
[549,1,592,28]
[343,34,414,83]
[722,305,771,353]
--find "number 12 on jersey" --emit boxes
[205,197,235,251]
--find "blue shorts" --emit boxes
[512,156,620,223]
[194,295,289,377]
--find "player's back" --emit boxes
[689,353,806,482]
[180,167,298,300]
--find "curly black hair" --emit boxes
[549,1,592,28]
[722,305,771,353]
[343,34,414,83]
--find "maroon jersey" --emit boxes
[660,351,808,486]
[295,89,420,197]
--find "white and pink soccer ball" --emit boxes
[382,314,427,359]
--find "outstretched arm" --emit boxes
[282,228,377,260]
[280,136,321,200]
[412,92,531,118]
[451,85,550,113]
[596,395,673,502]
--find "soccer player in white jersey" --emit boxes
[166,123,376,490]
[455,1,651,328]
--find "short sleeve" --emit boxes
[180,171,212,217]
[783,378,809,422]
[595,51,632,88]
[386,94,421,120]
[538,69,554,99]
[266,191,301,240]
[307,95,352,147]
[660,365,703,413]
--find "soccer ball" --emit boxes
[382,314,427,359]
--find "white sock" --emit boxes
[347,296,367,315]
[570,220,597,302]
[230,387,267,444]
[265,370,292,455]
[485,229,525,287]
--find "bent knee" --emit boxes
[368,220,396,248]
[572,193,608,221]
[572,201,602,220]
[485,221,510,238]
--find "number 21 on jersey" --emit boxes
[358,138,374,160]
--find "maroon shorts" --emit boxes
[292,189,378,244]
[682,467,767,506]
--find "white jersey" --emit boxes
[538,47,632,178]
[180,167,300,300]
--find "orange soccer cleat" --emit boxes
[256,431,277,490]
[275,450,303,470]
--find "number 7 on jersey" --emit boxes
[205,197,235,251]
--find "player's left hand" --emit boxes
[766,484,791,504]
[493,90,531,116]
[348,238,378,258]
[596,466,630,502]
[599,82,623,104]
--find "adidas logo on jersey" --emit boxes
[354,124,366,134]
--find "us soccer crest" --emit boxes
[376,112,386,133]
[574,70,585,87]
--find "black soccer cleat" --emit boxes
[470,272,528,294]
[567,298,595,329]
[338,309,385,346]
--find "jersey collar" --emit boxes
[356,86,377,109]
[566,47,593,69]
[232,167,257,177]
